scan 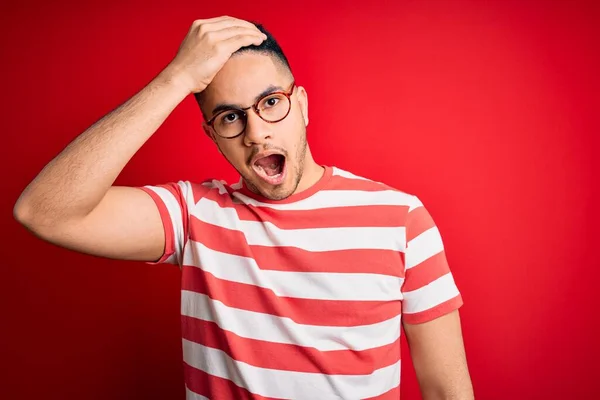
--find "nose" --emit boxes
[243,109,272,146]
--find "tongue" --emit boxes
[255,155,282,176]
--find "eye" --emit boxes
[220,112,240,124]
[264,96,280,108]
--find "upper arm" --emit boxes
[403,310,474,399]
[22,184,186,263]
[401,195,462,323]
[401,195,473,398]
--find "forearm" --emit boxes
[415,355,474,400]
[14,66,190,226]
[421,383,474,400]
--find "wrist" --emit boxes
[157,64,198,97]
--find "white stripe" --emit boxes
[408,195,423,212]
[230,177,243,190]
[194,197,405,252]
[182,339,401,399]
[230,189,414,211]
[184,241,403,301]
[405,226,445,269]
[181,290,401,351]
[331,167,370,180]
[402,272,460,314]
[210,179,228,195]
[164,253,178,265]
[331,167,399,192]
[145,185,186,262]
[185,387,208,400]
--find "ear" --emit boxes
[296,86,309,126]
[202,121,217,143]
[202,121,224,155]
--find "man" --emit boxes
[14,16,474,400]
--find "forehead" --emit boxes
[203,52,290,111]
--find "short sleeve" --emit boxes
[137,181,193,266]
[401,195,463,324]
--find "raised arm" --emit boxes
[13,16,267,262]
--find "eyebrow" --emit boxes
[210,85,284,117]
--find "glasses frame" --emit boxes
[206,81,297,139]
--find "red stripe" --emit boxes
[194,173,411,229]
[237,202,405,229]
[363,385,401,399]
[328,174,400,192]
[182,316,401,375]
[402,251,450,292]
[201,186,408,229]
[403,295,463,324]
[189,217,404,276]
[184,362,280,400]
[181,266,401,326]
[178,178,414,242]
[406,205,435,242]
[138,187,175,263]
[204,185,409,229]
[191,181,213,205]
[160,182,190,246]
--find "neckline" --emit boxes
[237,165,332,204]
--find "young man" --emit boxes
[14,16,474,400]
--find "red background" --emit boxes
[1,0,598,399]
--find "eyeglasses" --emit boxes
[206,81,296,139]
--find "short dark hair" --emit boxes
[233,23,293,74]
[194,22,293,118]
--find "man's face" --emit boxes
[201,52,309,200]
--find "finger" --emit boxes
[210,26,266,43]
[194,17,261,37]
[191,15,233,28]
[204,17,260,33]
[220,33,266,53]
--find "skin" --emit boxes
[199,52,324,200]
[404,310,475,399]
[12,15,473,399]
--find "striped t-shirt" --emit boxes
[140,165,463,400]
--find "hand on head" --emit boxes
[166,16,267,94]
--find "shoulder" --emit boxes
[150,176,241,205]
[329,166,418,206]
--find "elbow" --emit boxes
[13,194,50,235]
[13,195,33,227]
[13,193,82,243]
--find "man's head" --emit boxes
[196,23,314,201]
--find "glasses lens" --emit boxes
[258,93,290,122]
[214,110,245,138]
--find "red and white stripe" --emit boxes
[141,166,462,399]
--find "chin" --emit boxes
[253,172,298,201]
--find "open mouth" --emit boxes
[252,154,286,185]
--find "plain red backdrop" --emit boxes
[1,0,598,399]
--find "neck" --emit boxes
[293,149,324,194]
